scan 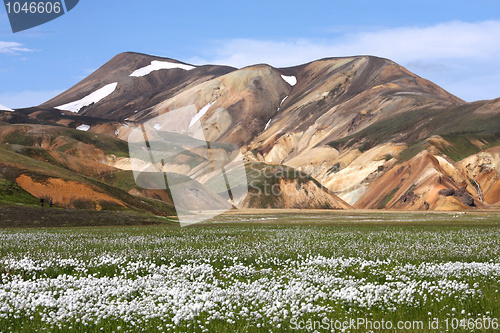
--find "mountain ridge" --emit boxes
[1,52,500,214]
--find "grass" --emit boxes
[440,134,500,161]
[8,145,68,169]
[0,123,130,158]
[0,145,177,216]
[102,170,140,191]
[396,134,500,163]
[383,154,393,161]
[0,204,176,228]
[378,186,400,208]
[0,175,38,206]
[397,140,429,162]
[59,128,130,157]
[0,145,86,182]
[226,162,327,208]
[327,103,500,161]
[0,211,500,332]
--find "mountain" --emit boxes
[2,52,500,214]
[42,52,235,120]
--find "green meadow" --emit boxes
[1,211,500,332]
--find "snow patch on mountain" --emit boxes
[130,60,196,77]
[264,119,272,130]
[189,101,216,129]
[0,104,14,112]
[56,82,118,113]
[76,124,90,131]
[281,75,297,86]
[281,96,289,105]
[277,95,289,111]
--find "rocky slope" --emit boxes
[2,52,500,212]
[42,52,235,120]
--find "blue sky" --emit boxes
[1,0,500,108]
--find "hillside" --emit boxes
[1,52,500,214]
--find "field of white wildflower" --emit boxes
[1,211,500,332]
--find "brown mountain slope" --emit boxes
[136,64,292,146]
[354,150,480,210]
[250,56,463,163]
[41,52,236,120]
[457,146,500,205]
[6,53,500,212]
[0,145,175,214]
[203,162,352,210]
[0,123,231,215]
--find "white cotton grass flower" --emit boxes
[0,224,498,331]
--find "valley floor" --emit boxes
[0,205,175,228]
[2,204,500,229]
[0,211,499,332]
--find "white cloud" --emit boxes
[192,20,500,102]
[0,90,62,109]
[0,41,33,54]
[196,21,500,68]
